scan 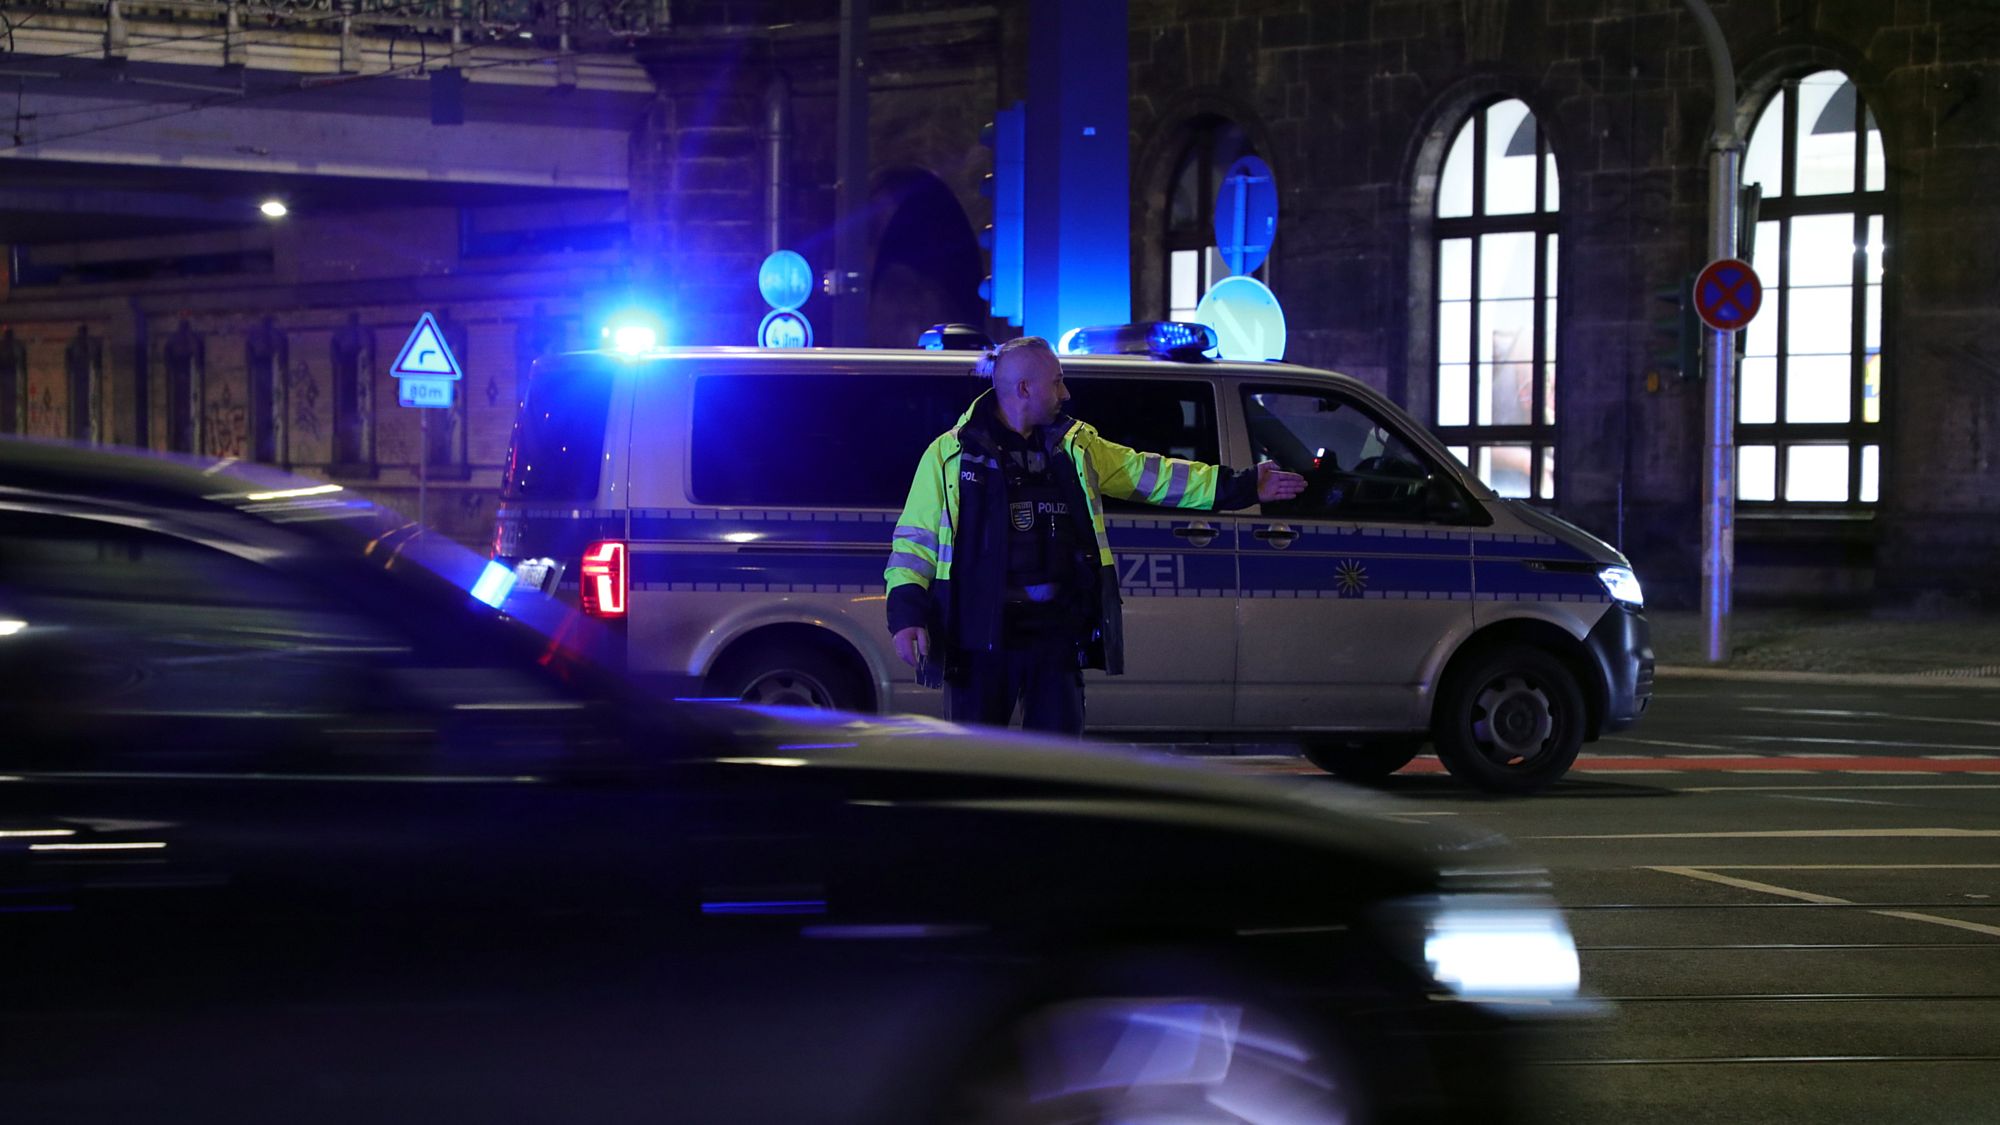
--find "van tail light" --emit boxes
[579,540,628,618]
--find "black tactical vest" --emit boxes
[996,430,1083,634]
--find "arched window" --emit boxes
[1164,118,1264,321]
[1738,70,1887,506]
[1433,98,1559,500]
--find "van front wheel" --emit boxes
[709,643,867,712]
[1433,646,1583,794]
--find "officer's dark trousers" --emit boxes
[946,642,1085,736]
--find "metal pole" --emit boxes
[419,409,429,527]
[832,0,869,345]
[1681,0,1741,664]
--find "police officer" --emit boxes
[884,335,1306,735]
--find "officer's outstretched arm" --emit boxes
[1080,428,1222,510]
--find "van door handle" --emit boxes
[1172,522,1217,547]
[1254,524,1299,548]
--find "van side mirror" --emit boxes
[1422,475,1471,522]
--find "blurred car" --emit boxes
[0,437,1584,1124]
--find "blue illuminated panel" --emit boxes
[1024,0,1132,339]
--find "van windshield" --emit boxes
[502,361,613,501]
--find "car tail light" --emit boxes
[580,540,627,618]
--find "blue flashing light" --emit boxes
[1060,322,1218,362]
[918,323,994,351]
[601,308,667,356]
[612,325,657,354]
[469,560,518,609]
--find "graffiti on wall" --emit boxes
[205,379,249,459]
[293,362,322,441]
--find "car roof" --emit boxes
[0,436,329,510]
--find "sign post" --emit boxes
[389,311,464,527]
[1681,0,1744,665]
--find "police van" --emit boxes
[493,322,1652,793]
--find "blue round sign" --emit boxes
[1213,155,1277,276]
[758,250,813,311]
[1194,275,1286,362]
[758,308,813,349]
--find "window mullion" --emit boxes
[1532,230,1548,498]
[1784,209,1800,446]
[1468,233,1482,437]
[1849,209,1867,501]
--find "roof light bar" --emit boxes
[1058,321,1218,362]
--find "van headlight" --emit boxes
[1408,895,1581,1004]
[1597,565,1643,607]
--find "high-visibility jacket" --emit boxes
[885,390,1253,677]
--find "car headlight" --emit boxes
[1598,565,1644,607]
[1411,895,1581,1004]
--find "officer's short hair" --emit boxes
[974,335,1055,383]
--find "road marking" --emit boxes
[1767,794,1904,806]
[1696,864,2000,870]
[1673,753,1778,759]
[1534,828,2000,840]
[1609,737,1738,752]
[1743,707,2000,730]
[1579,756,2000,773]
[1738,736,2000,753]
[1647,866,2000,939]
[1535,1054,2000,1067]
[1678,784,2000,792]
[1228,757,2000,778]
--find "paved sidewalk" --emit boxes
[1649,606,2000,684]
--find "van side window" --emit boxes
[1243,389,1451,523]
[1063,378,1220,514]
[691,373,971,507]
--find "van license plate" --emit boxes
[513,559,553,591]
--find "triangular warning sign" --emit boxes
[390,312,463,379]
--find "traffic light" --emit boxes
[978,102,1025,327]
[1647,272,1701,384]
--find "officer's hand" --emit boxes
[893,626,930,669]
[1256,460,1308,503]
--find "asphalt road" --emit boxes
[1192,675,2000,1124]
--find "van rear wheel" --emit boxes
[1432,645,1583,794]
[709,643,867,711]
[1299,738,1424,782]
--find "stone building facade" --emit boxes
[1,0,1995,608]
[1123,0,2000,609]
